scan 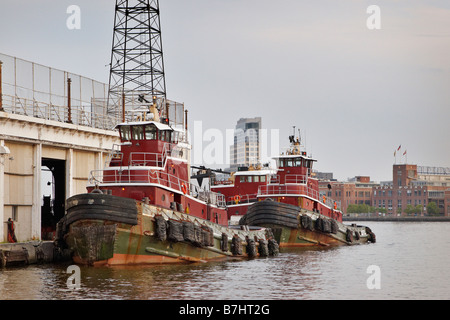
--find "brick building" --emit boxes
[319,176,377,214]
[373,164,450,216]
[318,164,450,216]
[446,189,450,217]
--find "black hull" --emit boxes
[55,193,138,247]
[55,193,277,265]
[239,200,301,229]
[239,200,376,246]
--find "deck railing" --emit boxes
[129,152,165,167]
[127,143,188,168]
[284,174,308,184]
[89,168,226,208]
[226,194,258,206]
[258,184,341,209]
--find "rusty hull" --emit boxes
[60,194,272,266]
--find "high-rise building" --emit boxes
[229,117,261,171]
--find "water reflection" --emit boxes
[2,222,450,300]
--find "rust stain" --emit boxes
[107,253,189,265]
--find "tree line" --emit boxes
[346,201,440,215]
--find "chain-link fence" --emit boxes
[0,53,186,133]
[0,53,119,130]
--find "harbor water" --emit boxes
[1,222,450,300]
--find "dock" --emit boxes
[0,240,69,267]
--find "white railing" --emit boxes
[127,142,187,168]
[197,191,226,208]
[226,194,258,205]
[129,152,165,167]
[89,168,184,189]
[104,144,123,167]
[258,184,341,209]
[258,184,319,199]
[285,174,308,184]
[2,94,118,130]
[89,168,226,208]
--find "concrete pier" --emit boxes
[0,112,120,242]
[0,52,122,243]
[0,240,65,267]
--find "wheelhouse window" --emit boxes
[132,126,144,140]
[165,131,172,142]
[120,126,131,141]
[145,124,157,140]
[172,131,180,143]
[279,158,301,167]
[238,175,264,183]
[159,130,172,142]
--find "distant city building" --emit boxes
[319,165,450,217]
[319,176,378,215]
[313,171,334,181]
[373,164,450,216]
[229,117,262,172]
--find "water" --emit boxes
[1,222,450,300]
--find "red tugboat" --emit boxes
[55,101,279,266]
[210,165,276,221]
[213,133,376,247]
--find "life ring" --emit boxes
[181,183,187,194]
[234,195,241,203]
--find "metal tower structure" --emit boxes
[107,0,166,119]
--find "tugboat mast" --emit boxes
[107,0,167,121]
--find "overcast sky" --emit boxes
[0,0,449,182]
